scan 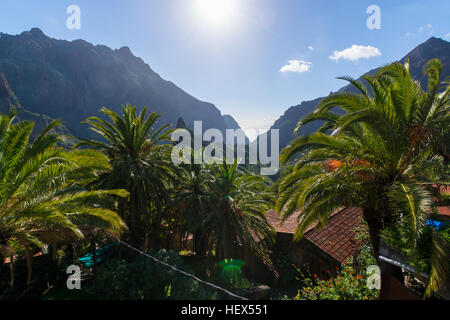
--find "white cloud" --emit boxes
[279,60,312,73]
[419,24,434,36]
[329,44,381,62]
[444,33,450,40]
[405,32,412,37]
[308,46,314,51]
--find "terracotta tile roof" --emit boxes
[265,207,344,235]
[437,206,450,218]
[266,207,364,264]
[265,210,305,234]
[304,207,363,264]
[439,185,450,195]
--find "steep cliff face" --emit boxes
[265,37,450,151]
[0,72,20,112]
[0,28,227,138]
[0,72,69,138]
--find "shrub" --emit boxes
[93,249,218,300]
[294,263,378,300]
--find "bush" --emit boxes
[383,222,450,274]
[294,262,378,300]
[93,249,218,300]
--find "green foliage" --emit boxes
[294,263,378,300]
[355,244,378,270]
[93,250,218,300]
[383,222,450,275]
[172,157,276,262]
[276,59,450,296]
[0,110,126,285]
[73,105,179,247]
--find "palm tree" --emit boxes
[73,105,179,248]
[170,150,216,256]
[172,155,275,261]
[276,59,449,297]
[208,161,275,260]
[0,110,127,285]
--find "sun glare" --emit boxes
[194,0,238,29]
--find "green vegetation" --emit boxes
[294,262,378,300]
[73,105,178,248]
[1,59,448,300]
[91,250,218,300]
[0,109,126,287]
[276,59,449,297]
[172,158,275,260]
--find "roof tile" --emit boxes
[266,207,364,264]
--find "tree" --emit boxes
[74,105,179,248]
[170,150,216,256]
[276,59,449,297]
[0,110,126,285]
[208,160,275,260]
[172,155,275,262]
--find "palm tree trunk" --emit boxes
[118,197,127,220]
[363,209,391,300]
[47,242,58,286]
[25,247,32,285]
[67,242,75,262]
[143,231,149,252]
[51,242,58,261]
[129,190,139,247]
[362,209,383,261]
[194,231,203,256]
[9,255,14,287]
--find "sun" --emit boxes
[194,0,237,29]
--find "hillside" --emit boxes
[0,72,69,139]
[0,28,242,139]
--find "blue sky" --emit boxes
[0,0,449,139]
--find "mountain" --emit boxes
[222,114,242,130]
[0,28,238,139]
[222,114,249,145]
[264,37,450,152]
[0,72,69,139]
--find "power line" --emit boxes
[105,233,248,300]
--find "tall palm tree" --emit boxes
[0,110,127,285]
[73,105,179,248]
[277,59,449,297]
[172,156,275,261]
[208,161,275,260]
[170,150,216,256]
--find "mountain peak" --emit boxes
[424,36,447,44]
[117,46,132,54]
[30,27,43,34]
[26,27,45,37]
[116,46,135,59]
[0,29,229,138]
[405,36,450,56]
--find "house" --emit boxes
[265,207,364,277]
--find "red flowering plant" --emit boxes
[294,261,378,300]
